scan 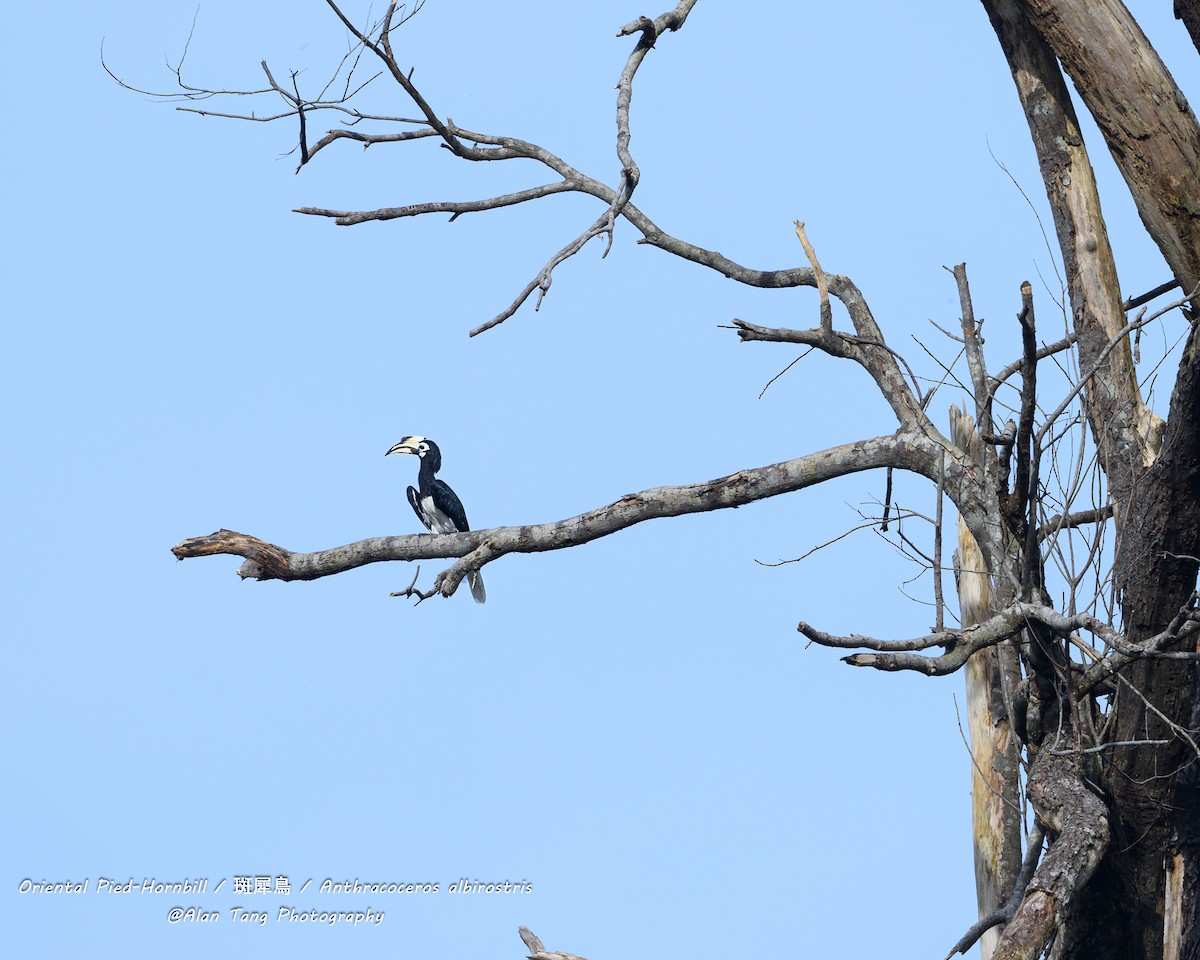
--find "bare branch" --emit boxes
[795,221,832,335]
[388,565,437,603]
[471,216,616,337]
[1014,282,1040,597]
[1050,739,1171,757]
[731,312,927,429]
[757,510,924,567]
[935,456,945,630]
[321,0,468,155]
[173,434,934,595]
[1035,293,1197,449]
[296,181,580,225]
[755,348,814,399]
[291,71,310,166]
[950,262,993,436]
[802,601,1126,677]
[1123,279,1179,312]
[298,0,705,332]
[1076,593,1200,692]
[988,331,1078,403]
[301,125,438,169]
[1036,504,1114,544]
[468,0,699,333]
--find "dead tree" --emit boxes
[119,1,1200,957]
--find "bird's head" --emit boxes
[385,435,442,470]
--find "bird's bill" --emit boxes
[385,435,425,457]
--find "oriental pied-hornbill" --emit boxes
[385,435,486,603]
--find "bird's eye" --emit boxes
[418,442,429,452]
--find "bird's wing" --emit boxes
[431,478,470,532]
[407,486,434,531]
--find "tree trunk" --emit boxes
[1177,0,1200,57]
[953,409,1024,960]
[982,2,1200,957]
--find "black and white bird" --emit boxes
[385,435,486,603]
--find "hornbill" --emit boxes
[385,435,486,603]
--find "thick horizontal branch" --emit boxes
[173,434,933,594]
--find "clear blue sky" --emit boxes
[3,1,1194,957]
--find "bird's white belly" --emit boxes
[421,496,458,534]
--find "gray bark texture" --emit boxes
[984,2,1200,958]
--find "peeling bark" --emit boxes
[952,408,1023,960]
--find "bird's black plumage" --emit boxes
[385,436,486,603]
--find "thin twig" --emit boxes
[945,823,1046,958]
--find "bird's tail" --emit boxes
[468,571,487,604]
